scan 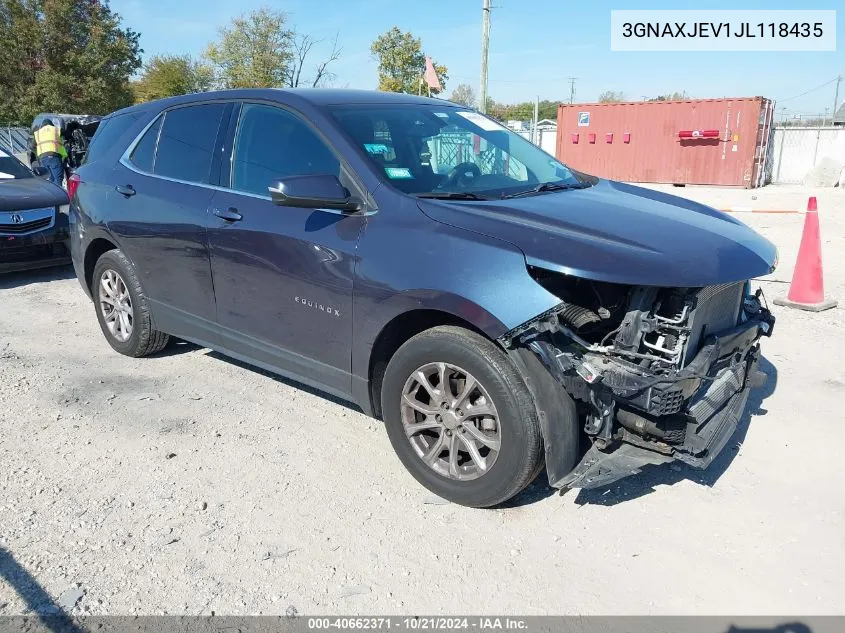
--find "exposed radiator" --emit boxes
[684,282,745,364]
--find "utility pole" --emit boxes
[533,95,539,145]
[567,77,577,104]
[833,74,842,122]
[479,0,491,114]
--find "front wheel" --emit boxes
[91,249,169,357]
[381,326,543,508]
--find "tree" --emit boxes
[598,90,625,103]
[284,31,342,88]
[131,54,213,103]
[649,91,688,101]
[370,27,447,94]
[449,84,476,108]
[0,0,142,125]
[204,6,294,89]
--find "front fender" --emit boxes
[351,196,563,382]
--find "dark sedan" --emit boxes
[0,147,71,274]
[68,89,777,507]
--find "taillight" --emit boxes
[67,173,81,199]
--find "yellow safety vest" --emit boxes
[34,125,61,157]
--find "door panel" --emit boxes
[106,101,230,341]
[207,102,366,395]
[207,192,363,393]
[108,168,218,340]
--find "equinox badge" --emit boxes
[295,296,340,317]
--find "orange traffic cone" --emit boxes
[773,196,838,312]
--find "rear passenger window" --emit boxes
[83,112,141,165]
[154,103,227,184]
[129,115,162,172]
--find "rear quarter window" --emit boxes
[83,112,142,165]
[152,103,228,185]
[128,114,163,173]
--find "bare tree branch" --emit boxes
[284,30,342,88]
[312,32,342,88]
[287,32,316,87]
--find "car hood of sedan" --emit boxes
[0,176,68,212]
[417,179,778,288]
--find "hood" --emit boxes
[417,179,777,288]
[0,176,69,212]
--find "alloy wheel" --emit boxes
[400,362,501,481]
[98,269,134,342]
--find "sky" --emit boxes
[110,0,843,118]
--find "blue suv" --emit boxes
[69,89,777,507]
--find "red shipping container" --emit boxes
[556,97,775,188]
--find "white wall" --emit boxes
[770,127,845,185]
[539,128,557,156]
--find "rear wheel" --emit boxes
[91,249,169,357]
[381,326,543,508]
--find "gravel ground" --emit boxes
[1,185,844,617]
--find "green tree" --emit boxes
[204,6,294,89]
[370,27,447,94]
[131,54,213,103]
[0,0,142,125]
[449,83,476,108]
[598,90,625,103]
[649,91,688,101]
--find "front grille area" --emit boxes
[0,217,52,234]
[0,244,52,263]
[647,388,686,416]
[684,282,745,363]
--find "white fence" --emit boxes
[0,127,29,154]
[769,126,845,185]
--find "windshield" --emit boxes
[0,150,33,181]
[328,104,583,198]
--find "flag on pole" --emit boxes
[423,56,441,94]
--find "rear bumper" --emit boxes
[0,215,70,274]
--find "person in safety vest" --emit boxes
[34,119,66,186]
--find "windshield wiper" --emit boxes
[414,191,491,200]
[501,181,591,199]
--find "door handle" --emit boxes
[115,184,136,197]
[212,207,243,222]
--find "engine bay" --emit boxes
[500,266,776,487]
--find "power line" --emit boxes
[776,77,839,103]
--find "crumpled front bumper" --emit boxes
[550,314,774,491]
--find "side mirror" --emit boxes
[268,174,364,214]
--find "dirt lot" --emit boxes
[2,185,844,616]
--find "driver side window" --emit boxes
[231,103,340,197]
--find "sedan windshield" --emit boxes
[328,104,584,199]
[0,150,33,181]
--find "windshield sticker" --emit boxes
[364,143,390,155]
[433,112,450,119]
[456,111,507,132]
[385,167,413,179]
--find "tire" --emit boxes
[381,326,543,508]
[91,249,169,357]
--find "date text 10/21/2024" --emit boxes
[307,617,528,630]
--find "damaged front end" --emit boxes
[499,268,776,490]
